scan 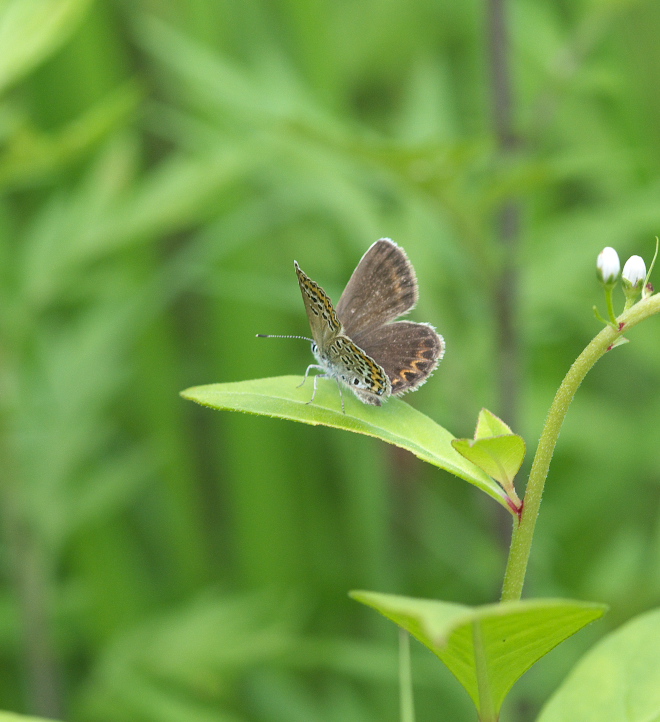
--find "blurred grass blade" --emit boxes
[351,591,607,717]
[0,713,62,721]
[79,590,297,721]
[538,606,660,721]
[0,0,92,94]
[0,82,140,188]
[181,376,508,507]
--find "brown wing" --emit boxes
[335,239,418,337]
[351,321,444,395]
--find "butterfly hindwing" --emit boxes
[351,321,444,395]
[325,334,391,404]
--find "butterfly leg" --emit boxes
[335,378,345,414]
[307,371,332,405]
[298,364,324,389]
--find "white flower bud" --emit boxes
[596,247,620,286]
[622,255,646,288]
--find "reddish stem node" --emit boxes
[506,495,523,520]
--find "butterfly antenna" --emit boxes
[256,334,314,341]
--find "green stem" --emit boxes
[399,628,415,722]
[0,330,62,716]
[605,285,617,324]
[501,293,660,601]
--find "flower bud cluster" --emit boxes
[596,247,650,306]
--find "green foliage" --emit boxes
[452,435,526,490]
[0,0,92,93]
[181,377,508,507]
[538,607,660,721]
[474,409,515,439]
[352,591,606,717]
[0,714,61,722]
[452,408,525,497]
[76,590,300,722]
[2,0,660,720]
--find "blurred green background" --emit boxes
[2,0,660,720]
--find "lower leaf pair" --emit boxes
[352,591,606,721]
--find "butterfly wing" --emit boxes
[325,335,392,405]
[296,240,443,404]
[351,321,444,395]
[336,239,418,337]
[295,261,342,347]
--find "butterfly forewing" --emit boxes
[351,321,444,395]
[295,260,391,404]
[336,239,419,337]
[295,261,342,347]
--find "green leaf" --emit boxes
[350,590,606,716]
[475,408,514,439]
[537,606,660,721]
[452,435,526,487]
[181,377,509,508]
[0,0,92,94]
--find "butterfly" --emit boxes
[261,239,444,410]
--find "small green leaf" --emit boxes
[475,408,513,439]
[452,435,526,487]
[350,590,606,716]
[181,377,508,508]
[538,606,660,721]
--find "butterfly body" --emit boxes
[310,335,392,404]
[295,238,444,407]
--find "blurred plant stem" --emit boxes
[501,292,660,601]
[0,347,62,717]
[399,629,415,722]
[487,0,521,433]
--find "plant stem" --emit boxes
[399,628,415,722]
[0,341,62,717]
[605,286,617,324]
[501,293,660,601]
[487,0,521,432]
